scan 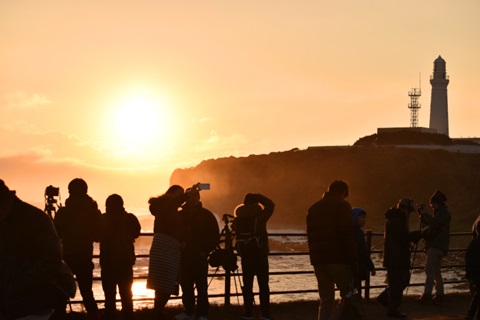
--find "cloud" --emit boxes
[0,122,169,175]
[2,91,52,110]
[192,130,249,153]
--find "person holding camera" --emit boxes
[417,190,451,306]
[100,194,141,320]
[53,178,102,320]
[147,185,185,320]
[233,193,275,320]
[175,186,219,320]
[376,198,422,318]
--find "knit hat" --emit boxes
[430,190,447,205]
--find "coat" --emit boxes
[181,202,219,256]
[382,207,420,269]
[307,191,357,265]
[54,195,102,262]
[149,193,182,241]
[0,197,63,319]
[353,210,375,280]
[422,204,451,255]
[233,194,274,255]
[100,210,141,269]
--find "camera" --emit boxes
[45,185,59,199]
[416,203,426,214]
[222,213,234,225]
[44,185,61,218]
[196,183,210,191]
[187,182,210,193]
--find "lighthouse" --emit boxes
[429,55,449,135]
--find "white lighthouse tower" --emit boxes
[429,55,449,135]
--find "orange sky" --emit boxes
[1,1,479,210]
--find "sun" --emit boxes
[104,88,175,158]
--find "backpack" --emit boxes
[208,246,238,272]
[234,214,260,255]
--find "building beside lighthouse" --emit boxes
[429,55,450,135]
[361,55,480,152]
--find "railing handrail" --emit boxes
[72,231,471,306]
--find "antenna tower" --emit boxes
[408,75,422,127]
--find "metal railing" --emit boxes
[363,230,470,300]
[71,231,471,307]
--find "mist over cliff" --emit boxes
[170,146,480,232]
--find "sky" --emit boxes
[1,1,479,211]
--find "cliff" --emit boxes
[170,146,480,231]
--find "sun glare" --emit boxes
[105,88,175,158]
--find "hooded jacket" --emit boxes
[352,208,375,280]
[422,204,451,254]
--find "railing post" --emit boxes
[225,269,231,305]
[365,229,373,301]
[222,221,233,306]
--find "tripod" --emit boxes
[43,186,74,316]
[406,210,425,296]
[208,214,243,306]
[44,185,61,219]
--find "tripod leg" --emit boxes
[207,266,220,288]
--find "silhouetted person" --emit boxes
[147,185,185,320]
[417,190,451,306]
[307,180,363,320]
[0,180,64,320]
[233,193,275,320]
[175,186,219,320]
[100,194,141,320]
[53,178,102,320]
[376,198,421,318]
[352,208,376,297]
[466,215,480,320]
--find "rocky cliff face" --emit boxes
[170,146,480,231]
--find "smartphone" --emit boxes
[197,183,211,190]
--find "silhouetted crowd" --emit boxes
[2,177,479,320]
